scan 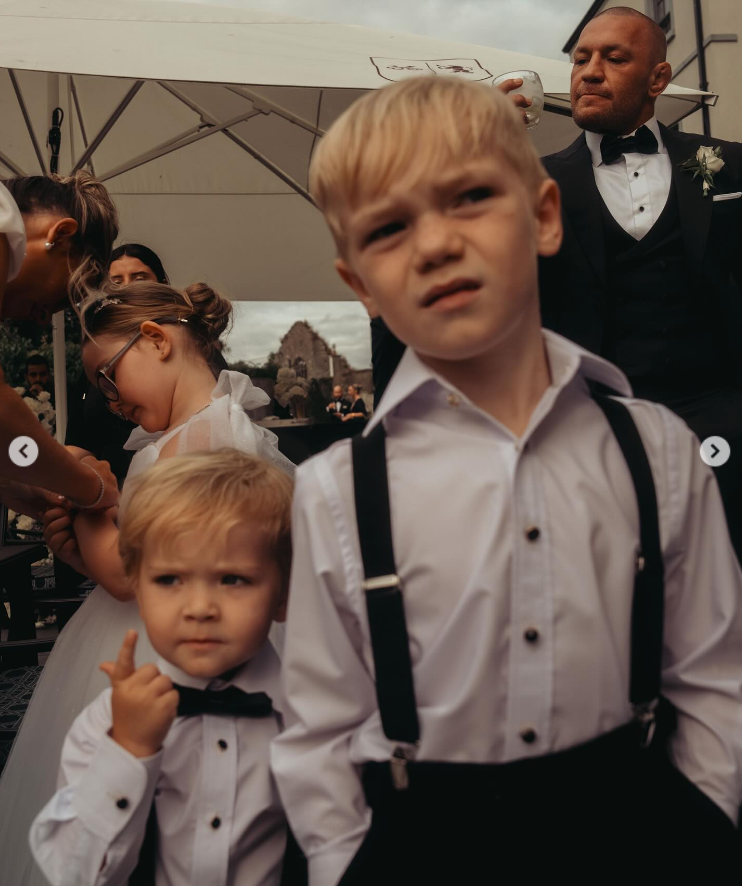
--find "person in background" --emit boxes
[342,384,368,424]
[326,384,349,420]
[23,354,53,398]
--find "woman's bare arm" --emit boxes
[0,240,118,506]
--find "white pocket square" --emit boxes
[712,192,742,202]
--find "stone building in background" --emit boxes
[275,321,374,405]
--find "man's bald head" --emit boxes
[571,8,672,134]
[595,7,667,66]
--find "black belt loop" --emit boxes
[352,424,421,755]
[593,394,665,743]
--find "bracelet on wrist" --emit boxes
[70,463,105,509]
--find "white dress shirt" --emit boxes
[272,331,742,886]
[30,643,288,886]
[585,116,671,239]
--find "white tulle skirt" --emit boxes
[0,586,155,886]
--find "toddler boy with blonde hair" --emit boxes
[272,76,742,883]
[31,449,304,886]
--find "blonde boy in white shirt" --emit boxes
[30,450,304,886]
[271,77,742,885]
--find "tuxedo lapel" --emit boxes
[662,125,712,276]
[548,135,607,286]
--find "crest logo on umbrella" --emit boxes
[372,58,493,83]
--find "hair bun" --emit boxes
[184,282,232,343]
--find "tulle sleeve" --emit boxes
[0,182,27,281]
[176,371,295,476]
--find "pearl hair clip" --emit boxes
[93,297,122,314]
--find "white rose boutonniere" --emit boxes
[679,145,725,196]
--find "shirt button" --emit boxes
[446,393,460,408]
[520,727,538,744]
[634,171,639,178]
[524,628,539,643]
[211,816,222,829]
[525,526,540,542]
[638,205,645,212]
[116,798,129,810]
[217,739,228,750]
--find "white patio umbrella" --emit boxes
[0,0,716,432]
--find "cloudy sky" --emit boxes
[161,0,589,368]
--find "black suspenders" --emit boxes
[352,424,420,786]
[351,394,667,785]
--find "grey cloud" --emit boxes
[175,0,589,61]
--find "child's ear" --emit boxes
[535,178,563,259]
[273,586,289,624]
[140,321,173,360]
[335,258,381,319]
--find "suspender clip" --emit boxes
[362,574,401,593]
[390,744,417,791]
[633,698,659,748]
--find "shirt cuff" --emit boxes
[307,830,368,886]
[73,733,162,842]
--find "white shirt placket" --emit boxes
[503,446,554,759]
[624,154,654,238]
[191,715,238,886]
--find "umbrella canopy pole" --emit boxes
[9,70,47,174]
[158,81,316,205]
[47,73,68,441]
[52,311,67,442]
[0,148,24,176]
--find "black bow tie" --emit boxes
[174,684,273,718]
[600,125,658,165]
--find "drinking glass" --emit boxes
[492,70,544,130]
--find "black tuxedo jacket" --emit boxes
[539,124,742,383]
[371,124,742,405]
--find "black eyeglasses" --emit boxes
[96,316,187,407]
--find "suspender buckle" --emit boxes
[361,574,401,593]
[633,698,659,748]
[390,744,417,791]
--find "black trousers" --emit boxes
[634,385,742,564]
[339,726,736,884]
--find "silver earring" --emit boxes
[44,242,54,251]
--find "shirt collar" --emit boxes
[365,329,631,434]
[585,115,665,168]
[156,639,285,715]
